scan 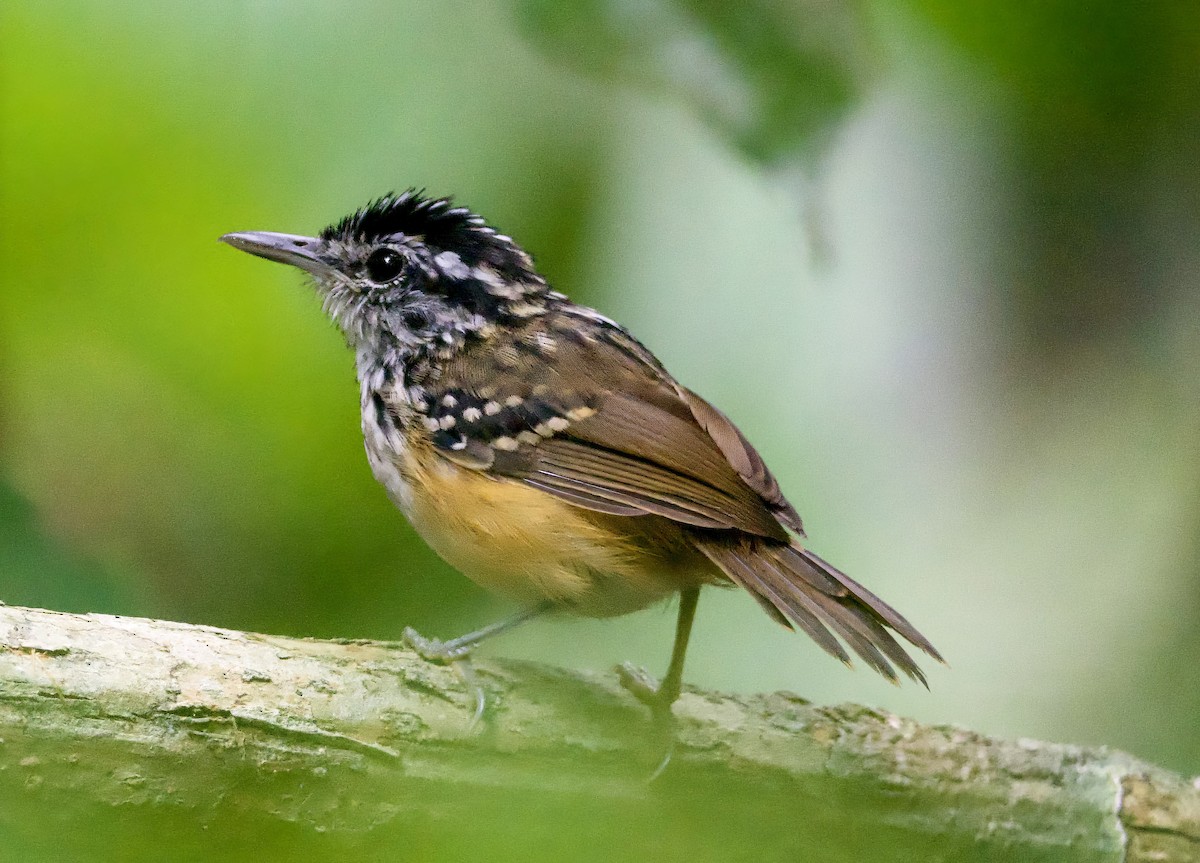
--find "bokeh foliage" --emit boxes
[1,0,1199,856]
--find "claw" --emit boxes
[454,658,487,733]
[404,626,487,733]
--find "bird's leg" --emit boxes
[617,586,700,777]
[404,601,552,729]
[618,587,701,715]
[403,602,551,662]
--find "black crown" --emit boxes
[322,190,535,282]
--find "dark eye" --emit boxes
[365,247,406,284]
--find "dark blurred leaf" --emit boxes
[513,0,874,165]
[911,0,1200,353]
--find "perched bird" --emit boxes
[221,191,941,725]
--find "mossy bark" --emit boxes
[0,604,1196,862]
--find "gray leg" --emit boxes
[618,587,700,716]
[403,602,552,729]
[617,586,701,778]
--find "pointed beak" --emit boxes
[219,231,334,277]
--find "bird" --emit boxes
[220,190,942,728]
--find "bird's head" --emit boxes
[221,191,551,355]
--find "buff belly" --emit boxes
[368,434,703,616]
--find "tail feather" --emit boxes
[695,538,941,685]
[699,542,851,665]
[803,549,944,663]
[759,550,911,684]
[771,545,844,596]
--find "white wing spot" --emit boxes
[492,436,519,451]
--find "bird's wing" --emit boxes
[416,309,942,681]
[421,309,796,541]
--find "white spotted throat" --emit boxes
[221,191,942,733]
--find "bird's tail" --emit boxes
[694,539,942,685]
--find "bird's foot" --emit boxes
[403,626,476,663]
[615,662,680,781]
[404,627,487,732]
[616,662,683,716]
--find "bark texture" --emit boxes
[0,604,1196,862]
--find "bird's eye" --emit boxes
[365,247,406,284]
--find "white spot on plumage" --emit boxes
[484,401,501,416]
[509,301,544,318]
[492,436,519,451]
[547,416,569,432]
[504,394,523,408]
[474,266,521,299]
[462,406,482,422]
[439,415,456,430]
[433,250,470,279]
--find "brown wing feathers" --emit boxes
[531,438,786,534]
[425,313,939,682]
[679,387,805,535]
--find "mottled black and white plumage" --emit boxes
[221,190,942,712]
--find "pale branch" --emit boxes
[0,604,1196,862]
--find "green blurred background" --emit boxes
[2,0,1198,814]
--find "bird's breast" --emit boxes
[361,383,418,514]
[360,389,704,614]
[402,447,699,614]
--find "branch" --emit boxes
[0,604,1196,861]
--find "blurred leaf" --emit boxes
[908,0,1200,353]
[513,0,875,165]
